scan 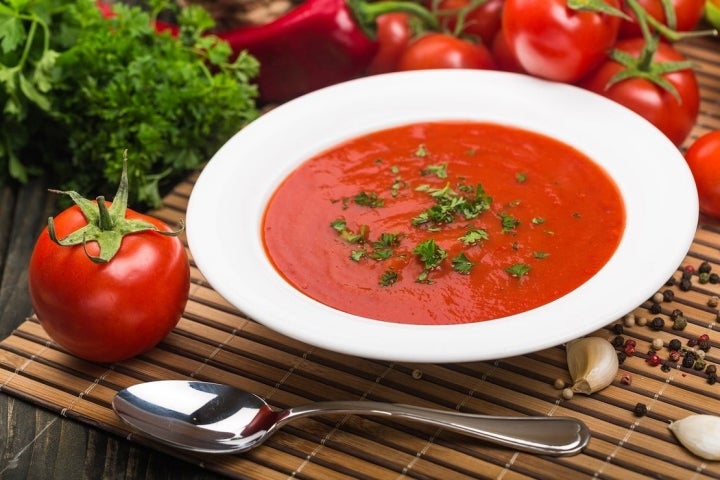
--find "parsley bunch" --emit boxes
[0,0,259,208]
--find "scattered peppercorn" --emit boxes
[668,338,682,351]
[665,277,676,286]
[624,339,637,356]
[649,317,665,331]
[612,335,625,348]
[636,316,648,327]
[652,292,664,303]
[662,290,675,302]
[612,323,624,335]
[699,261,712,274]
[682,352,696,369]
[707,365,717,376]
[684,265,696,274]
[621,373,632,385]
[671,314,687,331]
[708,374,717,385]
[649,303,662,314]
[633,403,648,417]
[699,340,712,352]
[687,337,698,348]
[553,378,565,390]
[646,352,661,366]
[668,350,681,363]
[699,272,710,284]
[623,314,636,328]
[562,388,574,400]
[617,351,627,364]
[710,273,720,284]
[709,295,720,308]
[651,338,664,350]
[679,278,692,291]
[661,362,672,372]
[694,358,707,371]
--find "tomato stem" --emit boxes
[96,196,115,231]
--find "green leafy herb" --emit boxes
[421,163,448,178]
[515,172,527,183]
[531,217,546,225]
[505,263,531,278]
[0,0,259,208]
[350,250,366,262]
[379,270,399,286]
[458,228,489,245]
[499,212,520,233]
[452,252,474,274]
[414,144,428,157]
[533,251,550,259]
[354,191,384,208]
[413,239,447,270]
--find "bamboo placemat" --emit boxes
[2,36,720,480]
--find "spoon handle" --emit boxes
[281,401,589,456]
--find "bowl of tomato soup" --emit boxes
[187,70,698,362]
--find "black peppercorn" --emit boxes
[710,273,720,284]
[649,316,665,331]
[699,261,712,274]
[612,324,624,335]
[662,290,675,302]
[670,309,683,320]
[649,303,662,314]
[699,339,712,352]
[633,403,648,417]
[679,278,692,291]
[668,338,682,351]
[612,335,625,348]
[707,364,718,376]
[682,353,696,369]
[708,374,717,385]
[661,362,672,372]
[617,351,627,364]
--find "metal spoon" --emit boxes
[112,380,590,456]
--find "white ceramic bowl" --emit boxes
[186,70,698,362]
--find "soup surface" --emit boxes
[262,121,625,325]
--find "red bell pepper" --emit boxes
[155,0,437,103]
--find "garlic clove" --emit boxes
[566,336,618,394]
[669,414,720,460]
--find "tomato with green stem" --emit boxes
[366,13,415,74]
[580,38,699,146]
[685,131,720,218]
[502,0,624,82]
[434,0,505,45]
[397,32,495,70]
[619,0,706,38]
[28,155,190,363]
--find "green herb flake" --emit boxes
[421,163,448,178]
[500,212,520,233]
[379,270,399,286]
[452,253,474,274]
[330,219,346,232]
[515,172,527,183]
[459,228,489,245]
[350,250,366,262]
[354,191,384,208]
[505,263,531,278]
[414,144,429,157]
[531,217,546,225]
[533,251,550,259]
[413,239,447,270]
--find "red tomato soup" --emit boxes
[262,122,625,325]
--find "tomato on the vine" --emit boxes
[619,0,706,38]
[28,159,190,363]
[502,0,622,82]
[434,0,505,45]
[366,13,414,74]
[685,131,720,218]
[580,38,699,146]
[397,33,495,70]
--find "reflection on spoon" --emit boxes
[112,380,590,456]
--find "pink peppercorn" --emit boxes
[646,352,661,366]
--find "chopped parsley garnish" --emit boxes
[421,163,448,178]
[531,217,546,225]
[350,250,366,262]
[354,191,384,208]
[452,253,474,274]
[533,251,550,259]
[499,212,520,233]
[379,270,399,286]
[412,182,492,227]
[459,228,489,245]
[413,239,447,270]
[414,144,429,157]
[331,219,368,244]
[505,263,531,278]
[515,172,527,183]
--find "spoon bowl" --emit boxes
[113,380,590,456]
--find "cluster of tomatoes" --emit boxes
[368,0,720,218]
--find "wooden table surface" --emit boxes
[1,34,719,479]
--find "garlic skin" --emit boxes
[566,336,619,394]
[670,414,720,460]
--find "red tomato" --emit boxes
[28,202,190,363]
[580,39,699,147]
[502,0,621,82]
[397,33,495,70]
[619,0,706,38]
[491,30,525,73]
[685,131,720,218]
[435,0,505,45]
[367,13,414,75]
